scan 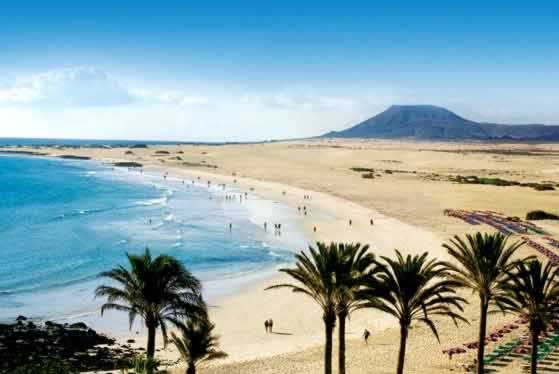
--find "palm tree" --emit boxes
[95,248,205,359]
[502,260,559,374]
[333,243,378,374]
[444,232,525,374]
[266,242,341,374]
[170,314,227,374]
[358,250,467,374]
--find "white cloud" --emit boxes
[0,86,40,104]
[131,89,209,106]
[240,93,357,111]
[0,67,212,108]
[0,67,395,141]
[0,67,134,107]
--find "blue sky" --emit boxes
[1,0,558,141]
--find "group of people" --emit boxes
[264,319,274,334]
[224,193,246,201]
[261,221,282,236]
[347,218,375,227]
[297,206,308,216]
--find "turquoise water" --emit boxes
[0,154,305,333]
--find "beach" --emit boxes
[3,139,559,373]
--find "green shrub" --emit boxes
[531,184,555,191]
[526,210,559,220]
[7,359,78,374]
[118,354,165,374]
[350,167,374,173]
[478,177,518,186]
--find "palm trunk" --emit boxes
[531,328,539,374]
[477,299,488,374]
[186,362,196,374]
[338,311,348,374]
[324,315,335,374]
[147,324,156,359]
[397,323,409,374]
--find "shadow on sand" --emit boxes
[271,331,293,336]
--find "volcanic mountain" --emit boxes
[323,105,559,141]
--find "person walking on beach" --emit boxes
[363,329,370,344]
[268,319,274,333]
[370,218,374,226]
[349,219,352,226]
[264,222,267,231]
[264,320,269,333]
[229,223,232,232]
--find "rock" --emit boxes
[0,320,130,372]
[69,322,88,330]
[16,315,27,321]
[126,339,135,343]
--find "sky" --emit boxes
[0,0,558,141]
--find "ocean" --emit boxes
[0,137,184,147]
[0,153,306,334]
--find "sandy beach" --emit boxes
[3,139,559,374]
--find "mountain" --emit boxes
[323,105,559,141]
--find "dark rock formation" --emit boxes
[0,319,140,373]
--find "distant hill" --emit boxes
[323,105,559,141]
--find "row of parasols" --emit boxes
[522,236,559,266]
[444,209,546,236]
[442,319,526,358]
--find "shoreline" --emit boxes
[4,143,558,374]
[134,162,426,367]
[0,153,306,334]
[1,149,446,368]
